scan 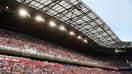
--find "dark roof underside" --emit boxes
[16,0,132,48]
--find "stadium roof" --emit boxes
[16,0,132,48]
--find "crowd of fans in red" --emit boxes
[0,55,131,74]
[0,29,102,64]
[0,29,132,73]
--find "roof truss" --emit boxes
[17,0,123,48]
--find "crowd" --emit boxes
[1,28,132,72]
[0,55,132,74]
[0,29,103,65]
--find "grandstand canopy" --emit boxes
[14,0,132,48]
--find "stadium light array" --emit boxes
[69,31,75,36]
[49,21,57,27]
[59,25,66,31]
[35,15,45,22]
[17,8,89,43]
[18,8,30,17]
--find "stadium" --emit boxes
[0,0,132,74]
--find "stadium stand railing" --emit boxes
[0,55,131,74]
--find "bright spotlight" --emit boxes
[77,36,82,39]
[6,6,8,9]
[83,39,88,43]
[19,9,30,17]
[69,31,75,36]
[35,15,45,22]
[59,25,66,31]
[49,21,56,27]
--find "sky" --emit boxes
[82,0,132,42]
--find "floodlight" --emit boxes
[59,25,66,31]
[35,15,45,22]
[77,36,82,39]
[18,8,30,17]
[6,6,8,9]
[83,39,88,43]
[49,21,56,27]
[69,31,75,36]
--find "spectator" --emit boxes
[0,28,103,66]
